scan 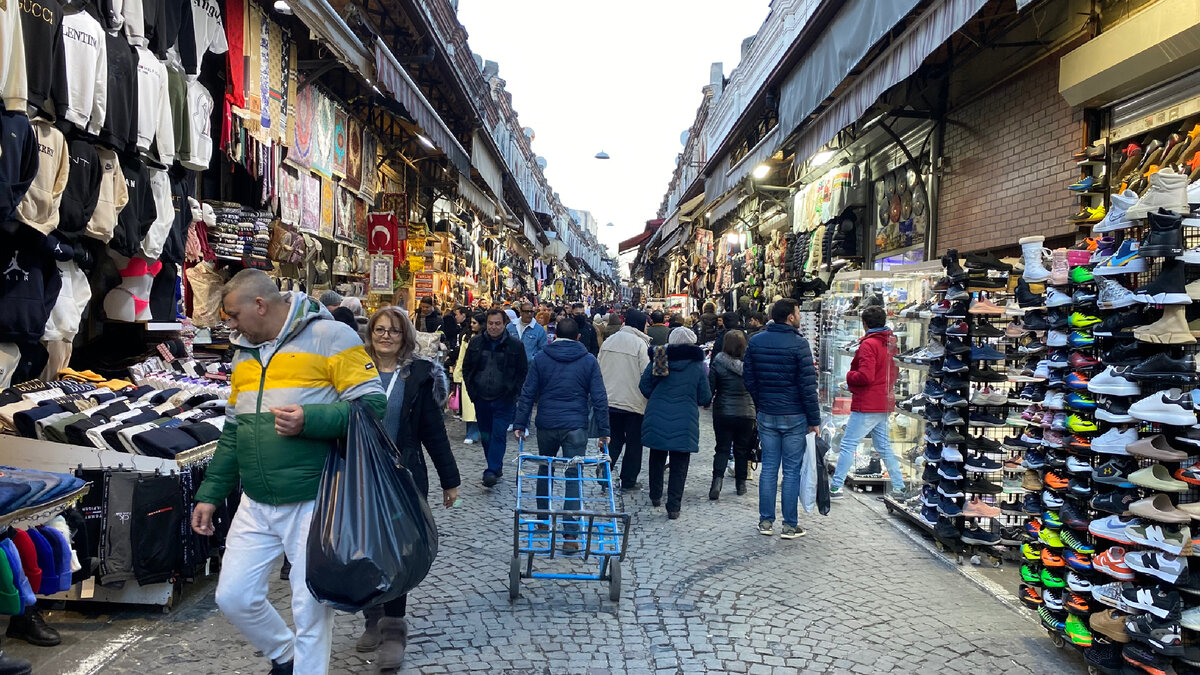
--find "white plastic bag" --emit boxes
[799,431,818,513]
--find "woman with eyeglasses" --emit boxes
[453,312,485,444]
[356,307,460,669]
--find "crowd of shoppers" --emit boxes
[195,276,847,675]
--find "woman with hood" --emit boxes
[639,328,713,519]
[707,330,756,499]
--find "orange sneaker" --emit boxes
[1042,548,1066,567]
[1044,471,1069,490]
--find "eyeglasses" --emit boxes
[373,327,401,337]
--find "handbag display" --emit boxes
[267,219,306,264]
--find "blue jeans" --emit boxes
[535,428,588,533]
[475,398,516,477]
[465,422,480,443]
[830,412,904,491]
[757,413,807,527]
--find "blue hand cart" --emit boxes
[508,441,631,601]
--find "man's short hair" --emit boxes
[556,317,580,340]
[420,296,435,306]
[650,310,664,324]
[223,269,283,307]
[751,312,767,325]
[770,299,798,325]
[485,308,509,325]
[862,305,887,329]
[571,302,584,310]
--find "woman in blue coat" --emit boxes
[639,327,713,519]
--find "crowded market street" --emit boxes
[8,415,1079,675]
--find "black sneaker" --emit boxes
[945,283,969,301]
[923,403,945,423]
[947,301,970,318]
[1016,279,1045,308]
[1004,434,1037,450]
[973,322,1005,338]
[1047,309,1068,329]
[1001,500,1025,516]
[1090,489,1136,516]
[1022,493,1043,515]
[934,518,961,542]
[942,409,966,426]
[943,429,966,444]
[1130,352,1197,381]
[965,477,1002,495]
[1101,340,1140,366]
[966,435,1002,452]
[1060,502,1089,529]
[941,374,970,391]
[925,427,945,443]
[1121,583,1182,620]
[961,524,1001,545]
[942,354,969,373]
[970,366,1007,383]
[968,411,1005,426]
[929,316,948,335]
[1067,477,1091,496]
[1125,614,1184,656]
[1094,308,1144,337]
[923,443,942,462]
[942,391,968,408]
[943,249,969,281]
[923,379,945,399]
[998,525,1027,545]
[1094,460,1136,487]
[968,275,1005,290]
[965,454,1002,472]
[1084,643,1121,673]
[1071,289,1097,306]
[922,463,940,482]
[945,337,971,355]
[1023,310,1050,332]
[937,480,965,498]
[966,251,1013,272]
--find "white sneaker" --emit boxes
[1088,366,1141,396]
[1044,392,1065,410]
[463,438,475,444]
[1045,287,1073,307]
[1129,388,1198,426]
[941,445,964,462]
[1097,278,1138,309]
[1126,167,1189,220]
[1184,180,1200,226]
[1046,330,1068,347]
[1095,189,1138,232]
[1185,245,1200,264]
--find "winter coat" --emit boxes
[708,352,755,420]
[193,293,387,506]
[639,344,712,453]
[743,323,821,426]
[420,308,443,334]
[514,339,609,435]
[0,224,72,344]
[645,324,672,346]
[386,357,461,498]
[576,317,600,355]
[847,328,898,413]
[697,312,719,344]
[598,325,651,415]
[441,316,461,355]
[506,319,547,362]
[462,332,528,404]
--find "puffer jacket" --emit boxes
[514,338,608,435]
[743,323,821,426]
[847,328,898,413]
[193,293,387,506]
[639,344,712,453]
[708,352,755,420]
[697,312,718,344]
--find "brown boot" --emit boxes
[356,606,384,652]
[376,617,408,671]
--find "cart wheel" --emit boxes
[608,560,621,601]
[508,556,521,601]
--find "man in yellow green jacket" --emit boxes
[191,269,385,675]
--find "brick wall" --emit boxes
[937,59,1084,255]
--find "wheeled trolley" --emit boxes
[508,444,630,601]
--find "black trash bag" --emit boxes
[815,436,831,516]
[306,401,439,612]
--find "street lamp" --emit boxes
[752,163,770,179]
[594,150,610,160]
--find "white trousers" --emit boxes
[215,498,333,674]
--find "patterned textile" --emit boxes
[311,94,334,177]
[289,84,313,169]
[334,185,354,242]
[319,176,335,238]
[299,171,320,235]
[344,117,362,191]
[331,107,348,177]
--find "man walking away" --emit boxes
[573,302,600,355]
[513,318,609,549]
[506,301,548,363]
[463,309,528,487]
[830,306,903,499]
[645,310,672,346]
[597,309,651,490]
[192,270,387,675]
[743,299,821,540]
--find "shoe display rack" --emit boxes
[883,250,1020,565]
[819,268,938,493]
[1010,155,1200,674]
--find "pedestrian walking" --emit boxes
[416,296,443,333]
[452,313,484,444]
[712,311,742,356]
[707,329,756,500]
[696,303,719,344]
[191,269,387,675]
[597,309,651,490]
[743,299,821,540]
[639,328,712,520]
[442,305,465,358]
[355,307,460,669]
[645,310,672,346]
[507,301,548,362]
[513,318,610,548]
[572,302,600,355]
[829,305,904,498]
[463,308,528,487]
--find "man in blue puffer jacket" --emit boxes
[514,318,610,548]
[743,299,821,540]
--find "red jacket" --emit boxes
[846,329,897,413]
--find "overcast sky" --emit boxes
[457,0,772,257]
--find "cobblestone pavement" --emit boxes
[13,413,1086,674]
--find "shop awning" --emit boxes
[651,209,682,249]
[374,40,471,175]
[706,190,741,224]
[705,127,778,201]
[789,0,989,163]
[471,131,504,197]
[290,0,373,78]
[457,174,497,219]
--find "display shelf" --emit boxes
[0,486,89,530]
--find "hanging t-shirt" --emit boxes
[181,79,213,170]
[135,45,174,166]
[187,0,226,76]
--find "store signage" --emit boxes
[414,272,435,294]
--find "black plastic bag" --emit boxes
[306,401,439,612]
[815,436,831,516]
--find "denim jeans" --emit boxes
[535,428,588,533]
[757,413,807,527]
[475,398,516,477]
[830,411,904,491]
[464,422,480,443]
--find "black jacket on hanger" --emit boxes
[19,0,68,120]
[99,34,139,153]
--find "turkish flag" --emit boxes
[367,212,399,263]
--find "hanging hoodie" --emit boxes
[143,0,195,73]
[184,0,225,76]
[0,224,72,344]
[166,63,189,162]
[0,112,39,225]
[138,167,171,259]
[18,0,67,120]
[99,34,139,153]
[84,148,128,243]
[180,79,212,170]
[159,168,191,263]
[135,45,174,166]
[15,119,69,235]
[0,0,27,113]
[56,138,101,240]
[111,155,154,257]
[58,5,107,135]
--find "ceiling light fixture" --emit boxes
[811,150,836,166]
[594,150,610,160]
[752,164,771,179]
[417,134,435,149]
[273,0,291,14]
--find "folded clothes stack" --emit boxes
[0,469,86,515]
